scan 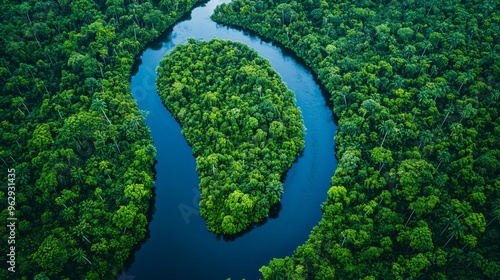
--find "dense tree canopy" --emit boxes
[2,0,498,278]
[156,39,305,235]
[213,0,500,278]
[0,0,201,279]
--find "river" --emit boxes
[122,0,337,279]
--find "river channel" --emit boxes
[123,0,337,279]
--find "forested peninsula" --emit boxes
[156,39,305,235]
[213,0,500,279]
[0,0,201,279]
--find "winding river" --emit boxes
[122,0,337,279]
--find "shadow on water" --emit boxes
[218,202,283,242]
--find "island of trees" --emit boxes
[213,0,500,279]
[0,0,202,279]
[156,38,305,235]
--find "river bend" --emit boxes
[123,1,337,279]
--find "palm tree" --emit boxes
[418,88,433,107]
[70,167,84,183]
[91,97,112,124]
[72,248,92,265]
[339,86,350,107]
[73,220,92,244]
[435,174,448,188]
[361,99,379,117]
[443,214,467,247]
[436,151,451,171]
[127,114,142,131]
[81,200,94,213]
[61,207,76,222]
[457,70,474,93]
[440,104,455,127]
[391,75,404,89]
[433,86,446,102]
[464,252,483,269]
[0,155,7,167]
[377,119,397,148]
[249,1,256,13]
[440,213,463,236]
[487,90,500,108]
[448,32,463,52]
[404,209,416,226]
[459,103,477,123]
[207,154,218,176]
[486,199,500,228]
[418,130,433,149]
[403,44,416,59]
[420,39,433,56]
[11,96,30,115]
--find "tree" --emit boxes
[73,220,92,244]
[266,180,283,203]
[436,151,451,171]
[72,248,92,265]
[418,130,433,149]
[457,70,474,93]
[91,97,112,124]
[33,235,70,275]
[397,159,434,201]
[29,123,54,152]
[112,204,137,234]
[377,119,397,148]
[360,99,380,118]
[370,147,393,172]
[409,222,434,252]
[11,96,30,115]
[440,104,455,127]
[221,215,237,234]
[442,214,466,247]
[448,32,464,51]
[419,39,433,57]
[397,27,415,42]
[458,103,477,123]
[124,183,150,202]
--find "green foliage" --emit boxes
[0,0,202,279]
[213,0,500,278]
[156,39,305,234]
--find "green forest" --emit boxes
[0,0,201,279]
[212,0,500,279]
[156,39,305,235]
[1,0,499,279]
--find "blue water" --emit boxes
[122,1,337,279]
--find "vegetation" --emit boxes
[213,0,500,278]
[156,38,305,235]
[0,0,202,279]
